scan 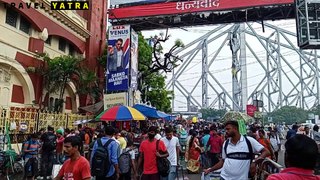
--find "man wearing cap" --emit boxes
[56,129,65,164]
[138,126,169,180]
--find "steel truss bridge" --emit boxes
[109,0,320,113]
[165,22,320,113]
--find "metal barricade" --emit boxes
[255,158,284,180]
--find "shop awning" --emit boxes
[133,104,171,119]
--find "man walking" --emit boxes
[160,127,180,180]
[204,121,270,180]
[40,126,57,180]
[206,127,223,167]
[91,126,120,180]
[54,136,91,180]
[138,126,169,180]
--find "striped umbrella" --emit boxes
[96,105,146,121]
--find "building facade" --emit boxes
[0,0,107,113]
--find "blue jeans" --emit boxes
[160,165,177,180]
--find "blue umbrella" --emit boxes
[133,104,171,119]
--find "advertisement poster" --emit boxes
[104,93,128,110]
[110,0,168,6]
[107,25,131,91]
[130,29,139,90]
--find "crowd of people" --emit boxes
[12,119,320,180]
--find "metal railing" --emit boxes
[0,107,94,142]
[255,158,284,180]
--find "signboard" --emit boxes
[103,93,128,110]
[246,105,257,117]
[106,25,131,91]
[109,0,294,19]
[130,29,139,90]
[110,0,166,6]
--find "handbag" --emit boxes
[156,140,170,177]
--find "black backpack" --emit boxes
[156,140,170,177]
[43,133,56,151]
[91,139,114,177]
[224,136,254,161]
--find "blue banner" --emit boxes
[106,25,131,91]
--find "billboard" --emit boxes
[106,25,131,91]
[130,29,139,90]
[109,0,294,19]
[110,0,167,6]
[104,92,128,110]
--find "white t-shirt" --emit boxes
[221,136,264,180]
[155,134,162,140]
[161,136,180,166]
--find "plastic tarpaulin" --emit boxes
[133,104,171,120]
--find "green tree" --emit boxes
[138,32,173,113]
[76,69,102,104]
[30,54,99,112]
[199,108,227,120]
[268,106,308,124]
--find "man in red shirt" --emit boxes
[54,136,91,180]
[138,126,169,180]
[267,134,320,180]
[206,127,223,167]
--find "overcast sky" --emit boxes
[141,20,306,112]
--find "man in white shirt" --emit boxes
[160,127,180,180]
[204,121,270,180]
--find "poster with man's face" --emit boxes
[106,25,131,91]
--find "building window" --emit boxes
[5,8,18,27]
[68,44,74,56]
[45,36,52,45]
[19,16,31,34]
[59,38,66,52]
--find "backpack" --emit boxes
[118,149,132,174]
[224,136,254,161]
[43,133,57,151]
[179,129,188,146]
[156,140,170,177]
[91,139,114,177]
[79,130,86,142]
[224,136,254,178]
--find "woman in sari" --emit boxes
[185,130,201,173]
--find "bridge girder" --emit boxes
[167,22,320,112]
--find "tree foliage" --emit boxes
[138,32,173,113]
[199,108,227,120]
[267,106,308,124]
[30,54,100,112]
